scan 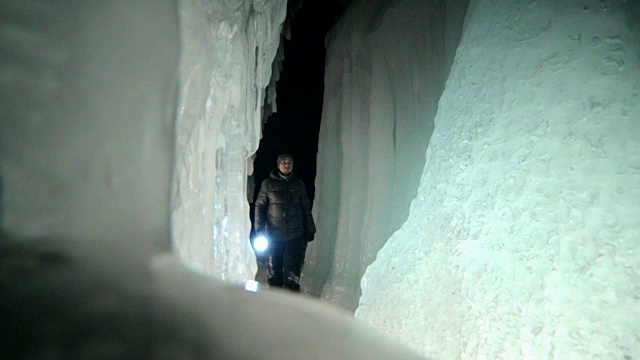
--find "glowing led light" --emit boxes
[254,235,269,252]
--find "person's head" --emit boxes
[277,154,294,175]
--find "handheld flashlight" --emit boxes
[254,235,269,252]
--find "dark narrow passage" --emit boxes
[251,0,350,208]
[248,0,352,279]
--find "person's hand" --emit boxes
[254,230,266,241]
[307,233,315,242]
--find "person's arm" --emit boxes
[300,183,316,241]
[254,181,268,234]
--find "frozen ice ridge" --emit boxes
[302,0,469,309]
[172,0,288,282]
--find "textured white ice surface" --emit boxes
[357,0,640,358]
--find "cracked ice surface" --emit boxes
[357,0,640,358]
[173,0,287,282]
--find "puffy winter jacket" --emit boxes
[254,169,316,241]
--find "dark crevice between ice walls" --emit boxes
[248,0,350,284]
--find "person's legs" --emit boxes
[282,238,307,292]
[267,241,285,287]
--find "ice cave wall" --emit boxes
[302,0,470,309]
[357,0,640,358]
[172,0,287,282]
[0,0,303,286]
[0,2,179,249]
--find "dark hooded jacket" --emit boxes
[254,169,316,241]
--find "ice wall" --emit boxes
[0,1,179,248]
[0,0,290,283]
[302,0,469,309]
[172,0,287,282]
[358,0,640,358]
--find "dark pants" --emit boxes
[267,237,307,291]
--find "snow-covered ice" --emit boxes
[1,233,426,359]
[357,0,640,358]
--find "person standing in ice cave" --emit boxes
[254,154,316,291]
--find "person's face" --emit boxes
[278,160,293,175]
